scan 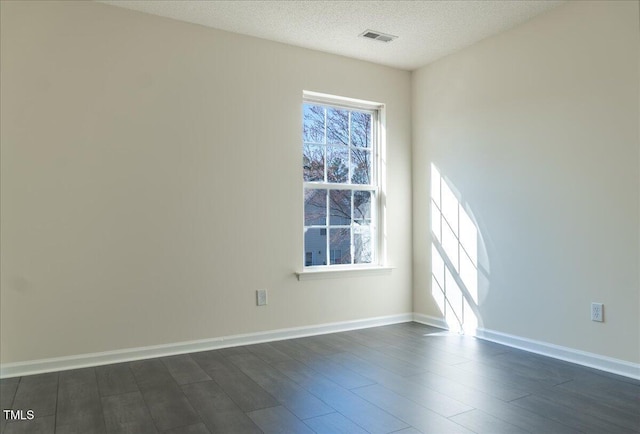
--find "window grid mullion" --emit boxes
[348,111,352,185]
[323,108,328,183]
[348,111,354,265]
[350,190,355,264]
[325,189,330,265]
[303,183,377,192]
[371,191,376,264]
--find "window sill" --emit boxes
[296,265,394,281]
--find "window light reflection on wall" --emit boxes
[431,164,480,334]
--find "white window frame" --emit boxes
[297,91,392,279]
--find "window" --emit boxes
[302,92,382,269]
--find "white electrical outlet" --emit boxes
[591,302,603,322]
[256,289,267,306]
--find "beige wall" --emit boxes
[2,0,638,368]
[413,0,640,363]
[0,1,412,364]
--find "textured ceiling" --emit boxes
[98,1,564,70]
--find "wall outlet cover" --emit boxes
[256,289,267,306]
[591,302,603,322]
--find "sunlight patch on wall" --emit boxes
[431,164,480,334]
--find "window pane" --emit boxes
[303,104,325,144]
[351,148,371,184]
[330,228,351,264]
[353,191,371,225]
[326,108,349,145]
[329,190,351,225]
[354,225,372,264]
[351,111,371,148]
[303,144,324,182]
[305,228,327,266]
[327,146,348,183]
[304,188,327,225]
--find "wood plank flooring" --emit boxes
[1,322,638,433]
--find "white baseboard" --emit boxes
[0,313,413,379]
[475,327,640,381]
[3,313,638,381]
[412,313,639,380]
[412,313,449,330]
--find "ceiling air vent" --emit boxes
[359,29,398,43]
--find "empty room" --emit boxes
[1,0,638,433]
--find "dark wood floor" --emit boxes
[1,322,638,434]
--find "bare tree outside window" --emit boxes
[303,102,376,266]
